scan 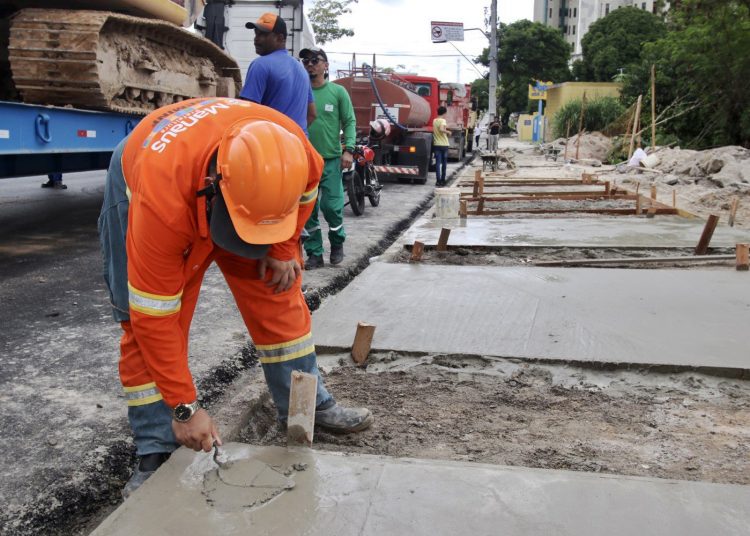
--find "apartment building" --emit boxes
[533,0,669,61]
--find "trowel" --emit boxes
[213,442,230,469]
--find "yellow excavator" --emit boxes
[0,0,241,114]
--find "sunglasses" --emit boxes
[302,57,322,66]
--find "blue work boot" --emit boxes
[122,452,171,500]
[316,402,373,433]
[329,244,344,266]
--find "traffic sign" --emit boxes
[431,21,464,43]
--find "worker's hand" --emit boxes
[341,151,354,170]
[258,256,302,293]
[172,409,220,453]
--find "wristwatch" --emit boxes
[172,400,199,422]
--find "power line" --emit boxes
[324,51,482,59]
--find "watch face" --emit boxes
[174,404,193,422]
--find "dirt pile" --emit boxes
[550,132,612,162]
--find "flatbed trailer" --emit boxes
[0,101,140,178]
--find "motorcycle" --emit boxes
[343,144,382,216]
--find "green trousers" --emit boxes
[304,157,346,256]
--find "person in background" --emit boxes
[432,106,450,187]
[240,13,315,132]
[299,46,356,270]
[488,117,501,152]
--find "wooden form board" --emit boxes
[287,371,317,446]
[466,207,679,216]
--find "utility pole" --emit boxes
[488,0,498,120]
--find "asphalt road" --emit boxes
[0,158,467,536]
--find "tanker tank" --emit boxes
[335,74,431,137]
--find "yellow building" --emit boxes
[544,82,622,140]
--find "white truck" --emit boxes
[195,0,316,83]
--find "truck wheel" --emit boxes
[347,170,365,216]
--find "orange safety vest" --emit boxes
[120,98,322,406]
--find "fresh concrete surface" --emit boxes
[92,443,750,536]
[313,263,750,372]
[402,215,750,248]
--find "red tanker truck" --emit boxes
[334,66,473,184]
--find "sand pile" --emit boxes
[550,132,612,162]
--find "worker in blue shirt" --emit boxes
[240,13,316,132]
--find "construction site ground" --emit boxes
[91,136,750,534]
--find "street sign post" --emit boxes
[430,21,464,43]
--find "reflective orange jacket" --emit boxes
[120,98,322,407]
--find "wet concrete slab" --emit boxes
[312,263,750,372]
[402,215,750,248]
[91,443,750,536]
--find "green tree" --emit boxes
[578,7,666,82]
[470,78,489,112]
[622,0,750,148]
[477,20,570,125]
[306,0,358,44]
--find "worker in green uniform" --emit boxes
[300,47,356,269]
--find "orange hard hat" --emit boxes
[216,118,308,245]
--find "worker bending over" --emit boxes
[98,97,373,499]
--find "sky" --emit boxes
[314,0,534,85]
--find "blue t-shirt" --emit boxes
[240,49,314,133]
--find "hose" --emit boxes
[362,63,407,131]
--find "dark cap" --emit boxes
[245,13,287,37]
[299,47,328,62]
[209,188,270,259]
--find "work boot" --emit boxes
[305,254,324,270]
[41,180,67,190]
[122,452,171,500]
[315,402,373,433]
[329,244,344,266]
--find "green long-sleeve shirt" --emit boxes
[308,81,356,159]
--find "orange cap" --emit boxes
[216,119,308,245]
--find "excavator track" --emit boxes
[6,8,241,115]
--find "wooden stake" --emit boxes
[459,199,467,218]
[564,119,571,160]
[351,322,376,365]
[729,197,739,227]
[437,228,451,251]
[635,195,642,215]
[673,190,676,208]
[646,206,657,218]
[651,64,657,149]
[635,182,641,195]
[695,215,720,255]
[650,185,657,200]
[576,91,587,160]
[410,241,424,261]
[736,243,749,271]
[287,371,317,446]
[472,169,482,197]
[477,197,485,214]
[628,95,643,159]
[604,181,611,196]
[581,172,594,184]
